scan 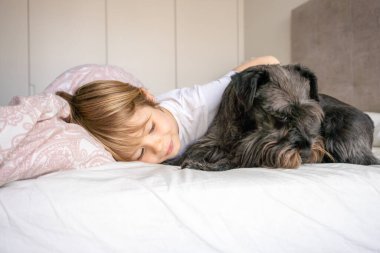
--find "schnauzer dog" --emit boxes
[167,64,379,171]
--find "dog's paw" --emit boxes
[181,159,209,170]
[181,158,235,171]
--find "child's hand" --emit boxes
[233,56,280,73]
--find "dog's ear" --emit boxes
[231,67,270,111]
[283,64,319,101]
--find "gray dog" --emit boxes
[166,64,379,170]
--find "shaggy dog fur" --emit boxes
[166,64,380,171]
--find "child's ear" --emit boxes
[141,88,156,103]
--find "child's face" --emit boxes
[128,106,180,163]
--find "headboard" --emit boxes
[291,0,380,112]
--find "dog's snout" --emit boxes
[294,139,312,160]
[299,147,312,160]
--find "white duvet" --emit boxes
[1,159,380,253]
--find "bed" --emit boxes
[1,148,380,253]
[1,64,380,252]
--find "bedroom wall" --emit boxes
[243,0,308,64]
[0,0,29,105]
[0,0,310,106]
[0,0,244,105]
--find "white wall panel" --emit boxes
[244,0,308,64]
[0,0,244,102]
[0,0,28,105]
[29,0,106,93]
[176,0,241,88]
[107,0,175,95]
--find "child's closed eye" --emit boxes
[149,122,155,134]
[137,148,145,160]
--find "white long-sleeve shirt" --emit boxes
[157,71,235,156]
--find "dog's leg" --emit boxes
[181,157,236,171]
[170,134,237,171]
[165,145,236,171]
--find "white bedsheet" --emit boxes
[1,160,380,253]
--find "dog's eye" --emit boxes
[274,121,283,129]
[274,116,288,129]
[277,116,288,122]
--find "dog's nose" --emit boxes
[299,147,312,161]
[294,139,312,160]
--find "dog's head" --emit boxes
[231,64,326,168]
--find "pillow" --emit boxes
[0,93,114,186]
[366,112,380,147]
[1,64,143,186]
[44,64,143,94]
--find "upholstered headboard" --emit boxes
[291,0,380,112]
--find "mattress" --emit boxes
[1,159,380,253]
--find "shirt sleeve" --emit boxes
[196,71,236,127]
[157,71,235,156]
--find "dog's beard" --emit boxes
[235,130,327,168]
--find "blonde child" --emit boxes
[57,56,280,164]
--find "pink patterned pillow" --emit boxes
[1,64,142,186]
[44,64,143,94]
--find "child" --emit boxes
[57,56,280,164]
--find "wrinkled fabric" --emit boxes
[0,93,114,186]
[44,64,143,94]
[1,64,145,186]
[0,161,380,253]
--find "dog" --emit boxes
[166,64,380,171]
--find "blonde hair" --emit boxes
[56,80,158,161]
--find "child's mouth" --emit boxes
[166,140,173,156]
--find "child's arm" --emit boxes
[233,56,280,73]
